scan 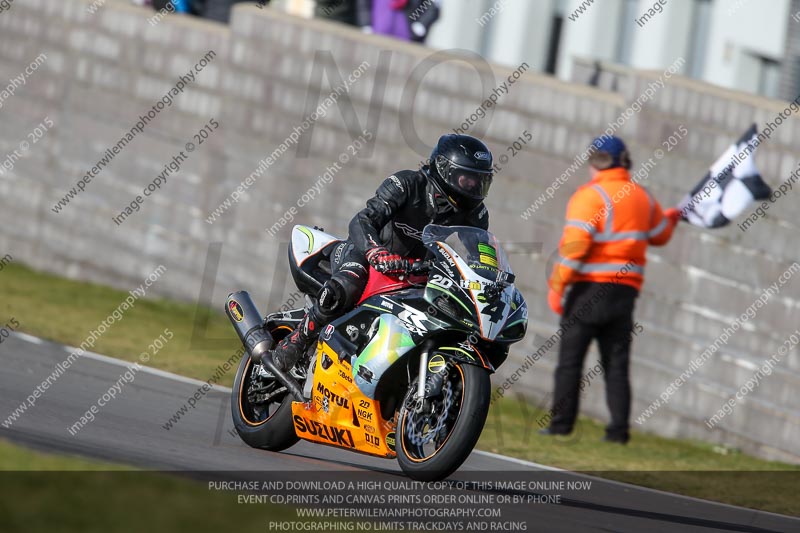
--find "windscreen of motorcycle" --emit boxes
[421,225,515,341]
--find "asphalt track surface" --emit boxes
[0,333,797,532]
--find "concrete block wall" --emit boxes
[0,0,797,462]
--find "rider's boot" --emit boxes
[272,280,348,372]
[271,311,320,373]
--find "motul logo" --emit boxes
[317,382,349,409]
[293,415,355,448]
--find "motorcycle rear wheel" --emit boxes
[396,362,490,481]
[230,328,300,451]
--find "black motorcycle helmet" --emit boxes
[428,134,493,211]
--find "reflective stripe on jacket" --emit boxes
[549,167,675,293]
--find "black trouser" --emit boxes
[274,241,369,369]
[548,282,638,440]
[306,240,370,337]
[325,240,370,309]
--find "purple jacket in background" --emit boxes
[370,0,411,41]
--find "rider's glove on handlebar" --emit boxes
[366,246,408,276]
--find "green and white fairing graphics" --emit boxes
[353,314,416,398]
[422,225,522,342]
[291,225,338,266]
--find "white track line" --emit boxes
[14,332,43,345]
[472,450,563,472]
[11,331,800,521]
[11,331,229,393]
[74,349,231,394]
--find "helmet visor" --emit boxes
[445,162,493,200]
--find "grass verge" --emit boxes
[479,396,799,516]
[0,438,299,533]
[1,262,798,515]
[0,262,239,386]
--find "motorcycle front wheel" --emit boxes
[396,362,491,481]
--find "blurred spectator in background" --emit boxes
[151,0,197,15]
[144,0,439,40]
[405,0,440,43]
[315,0,440,43]
[202,0,258,22]
[315,0,370,27]
[149,0,266,23]
[370,0,413,40]
[367,0,440,43]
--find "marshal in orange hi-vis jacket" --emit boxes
[549,167,678,297]
[541,135,681,444]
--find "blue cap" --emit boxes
[591,135,627,168]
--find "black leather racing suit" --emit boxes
[325,168,490,312]
[271,167,489,371]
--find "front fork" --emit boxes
[410,340,452,413]
[415,340,433,403]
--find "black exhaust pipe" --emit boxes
[225,291,305,402]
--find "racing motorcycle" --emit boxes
[225,224,527,481]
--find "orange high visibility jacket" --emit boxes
[549,167,675,293]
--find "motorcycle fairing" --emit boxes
[289,225,341,296]
[289,292,451,456]
[495,289,528,343]
[332,289,452,398]
[350,314,416,399]
[290,336,397,458]
[290,225,340,267]
[356,267,427,305]
[433,343,493,371]
[287,224,528,457]
[424,240,514,342]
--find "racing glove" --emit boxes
[366,246,408,276]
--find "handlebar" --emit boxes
[408,259,432,276]
[373,259,431,279]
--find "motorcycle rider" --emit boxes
[271,134,494,372]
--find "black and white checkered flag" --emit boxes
[679,124,771,228]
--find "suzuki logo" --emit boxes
[398,304,428,333]
[293,415,356,448]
